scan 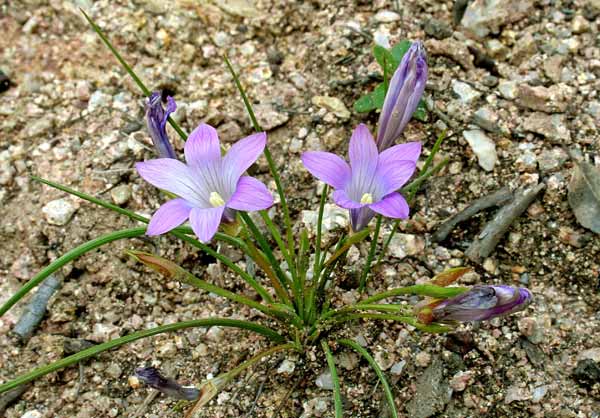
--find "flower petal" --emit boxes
[136,159,206,206]
[333,189,362,209]
[369,192,409,219]
[146,198,192,236]
[347,124,378,200]
[222,132,267,187]
[350,207,375,232]
[375,160,416,196]
[378,142,422,165]
[185,123,221,168]
[227,176,274,211]
[301,151,351,189]
[189,206,225,243]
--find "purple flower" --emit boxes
[431,285,532,323]
[136,123,274,242]
[146,92,177,159]
[302,123,420,231]
[376,41,428,151]
[134,366,199,400]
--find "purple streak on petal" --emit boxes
[369,192,409,219]
[136,159,207,206]
[347,124,378,201]
[350,206,375,232]
[376,42,428,151]
[375,160,416,197]
[185,123,221,168]
[189,206,225,243]
[134,367,199,401]
[227,176,274,211]
[301,151,351,189]
[378,142,422,166]
[146,198,192,236]
[146,92,177,159]
[222,132,266,188]
[332,189,363,209]
[222,207,237,223]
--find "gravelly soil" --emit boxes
[1,1,600,417]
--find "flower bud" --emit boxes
[146,91,177,159]
[134,367,199,400]
[376,41,428,151]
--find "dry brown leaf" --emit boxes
[568,160,600,234]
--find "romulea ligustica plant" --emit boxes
[0,11,532,418]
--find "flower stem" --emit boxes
[321,340,343,418]
[0,318,285,394]
[358,215,382,292]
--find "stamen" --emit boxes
[209,191,225,207]
[360,193,373,204]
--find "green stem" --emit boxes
[359,284,468,306]
[0,318,284,393]
[223,55,295,270]
[259,210,296,282]
[358,215,382,292]
[338,339,398,418]
[81,9,187,141]
[312,184,329,284]
[330,313,452,333]
[0,227,146,317]
[321,340,343,418]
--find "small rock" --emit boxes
[463,129,497,171]
[88,90,112,112]
[523,112,571,142]
[110,184,131,206]
[0,161,15,185]
[538,148,568,172]
[510,32,537,65]
[415,351,431,367]
[518,316,544,344]
[461,0,535,38]
[106,363,122,379]
[485,39,509,60]
[504,385,531,403]
[406,357,451,418]
[20,411,42,418]
[426,39,474,70]
[90,323,120,342]
[573,359,600,386]
[390,360,406,375]
[215,0,259,18]
[311,96,350,120]
[472,107,499,133]
[42,198,77,226]
[337,352,359,370]
[315,371,333,390]
[532,385,548,403]
[558,227,590,248]
[157,341,177,358]
[571,15,590,33]
[451,80,481,104]
[206,326,224,341]
[25,118,53,137]
[449,371,473,391]
[374,350,395,370]
[302,203,349,232]
[516,84,568,113]
[424,18,453,40]
[301,397,329,418]
[498,80,518,100]
[277,359,296,374]
[374,10,400,22]
[578,348,600,362]
[543,55,564,83]
[254,103,290,130]
[388,233,425,259]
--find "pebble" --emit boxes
[390,360,406,375]
[387,233,425,259]
[311,96,350,120]
[532,385,548,403]
[0,161,15,185]
[337,352,359,370]
[518,316,544,344]
[315,371,333,390]
[449,371,473,391]
[516,84,568,113]
[374,350,395,370]
[105,363,122,379]
[90,323,120,342]
[461,0,534,38]
[301,397,329,418]
[451,80,481,104]
[88,90,112,112]
[42,198,77,226]
[424,18,453,39]
[277,359,296,374]
[374,10,400,22]
[254,103,290,130]
[463,129,498,171]
[20,411,42,418]
[110,184,131,206]
[415,351,432,367]
[472,107,499,133]
[504,385,531,403]
[523,112,571,142]
[25,118,53,137]
[301,203,349,232]
[538,148,568,172]
[498,80,518,100]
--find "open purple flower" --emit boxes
[301,123,420,231]
[136,123,274,242]
[146,92,177,159]
[376,41,428,151]
[431,285,532,323]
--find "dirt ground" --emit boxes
[1,0,600,417]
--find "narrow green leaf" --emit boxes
[359,284,468,306]
[338,339,398,418]
[390,40,412,64]
[353,83,387,113]
[412,99,428,122]
[0,318,284,393]
[321,340,343,418]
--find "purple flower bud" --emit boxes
[431,285,532,323]
[376,41,428,151]
[134,366,199,400]
[146,92,177,159]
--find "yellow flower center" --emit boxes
[360,193,373,204]
[209,191,226,207]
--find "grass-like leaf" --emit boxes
[321,340,343,418]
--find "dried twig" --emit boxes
[465,183,546,262]
[432,187,513,242]
[12,274,62,341]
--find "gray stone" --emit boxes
[387,233,425,259]
[374,10,400,22]
[302,203,349,233]
[451,80,481,104]
[20,411,42,418]
[315,371,333,390]
[374,350,395,370]
[516,84,568,113]
[254,103,290,130]
[523,112,571,142]
[25,118,53,137]
[391,360,406,375]
[277,359,296,374]
[543,55,564,83]
[406,356,451,418]
[461,0,535,38]
[538,148,568,172]
[472,107,499,133]
[215,0,259,18]
[110,184,131,206]
[0,161,15,185]
[88,90,112,112]
[42,198,77,226]
[424,18,453,40]
[485,39,509,60]
[498,80,518,100]
[505,385,531,403]
[311,96,351,120]
[463,129,497,171]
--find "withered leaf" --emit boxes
[568,160,600,234]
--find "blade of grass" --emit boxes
[0,318,285,394]
[338,339,398,418]
[0,227,146,317]
[80,9,187,141]
[358,214,382,292]
[320,340,343,418]
[328,313,452,333]
[359,284,468,305]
